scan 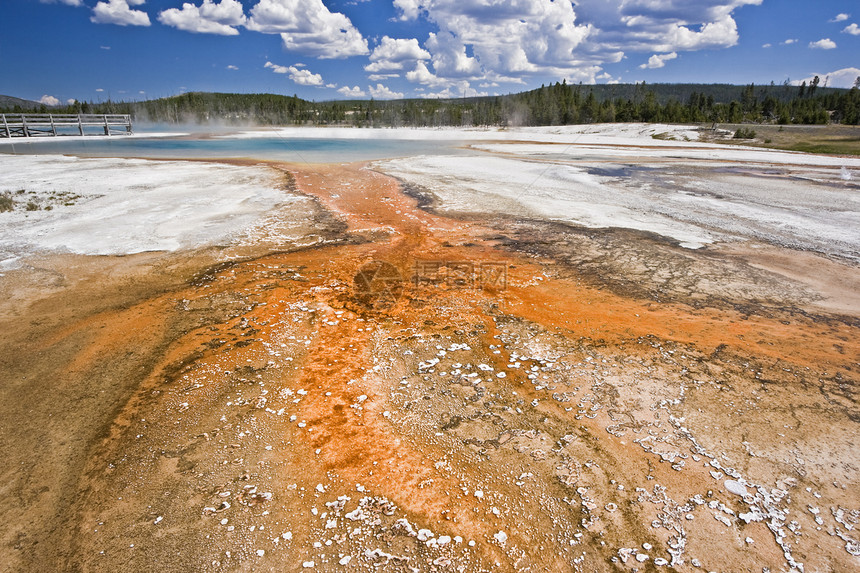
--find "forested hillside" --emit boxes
[3,79,859,127]
[0,95,40,110]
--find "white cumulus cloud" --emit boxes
[39,95,61,106]
[795,67,860,89]
[158,0,246,36]
[91,0,151,27]
[369,84,404,99]
[264,61,289,74]
[396,0,595,81]
[247,0,368,58]
[338,85,366,97]
[264,61,326,86]
[424,30,482,77]
[809,38,837,50]
[392,0,760,86]
[585,0,760,54]
[406,61,448,86]
[393,0,422,20]
[782,38,798,45]
[830,13,850,22]
[416,80,486,99]
[639,52,678,69]
[365,36,431,73]
[843,23,860,36]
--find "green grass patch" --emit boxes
[0,193,14,212]
[709,124,860,156]
[779,139,860,155]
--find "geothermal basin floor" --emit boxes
[0,128,858,572]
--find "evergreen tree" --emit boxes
[809,76,820,97]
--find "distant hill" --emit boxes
[0,95,42,110]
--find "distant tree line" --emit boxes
[489,79,860,125]
[3,78,859,127]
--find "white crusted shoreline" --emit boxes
[2,123,858,267]
[371,126,860,259]
[0,155,290,264]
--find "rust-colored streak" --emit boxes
[3,159,856,573]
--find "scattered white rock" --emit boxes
[724,480,748,496]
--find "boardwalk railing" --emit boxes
[0,114,133,138]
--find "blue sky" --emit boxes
[2,0,859,105]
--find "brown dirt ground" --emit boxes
[0,161,857,573]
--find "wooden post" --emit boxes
[103,115,110,136]
[22,116,30,137]
[1,114,9,138]
[78,115,84,136]
[50,114,57,136]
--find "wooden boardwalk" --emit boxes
[0,113,133,138]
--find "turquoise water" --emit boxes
[0,130,466,162]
